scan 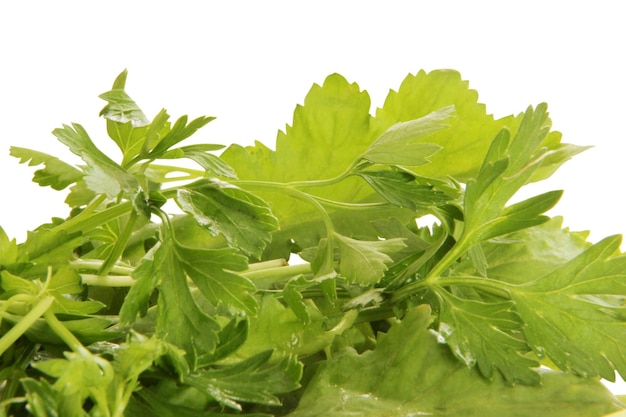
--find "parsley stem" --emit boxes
[242,262,312,289]
[81,274,135,287]
[98,209,138,276]
[0,296,54,357]
[233,180,336,234]
[42,308,89,356]
[55,199,133,235]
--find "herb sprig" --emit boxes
[1,69,624,416]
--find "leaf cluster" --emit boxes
[1,69,624,416]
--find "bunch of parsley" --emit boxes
[1,70,625,416]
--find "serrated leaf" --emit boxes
[185,351,302,410]
[10,146,83,190]
[222,74,415,259]
[0,225,18,267]
[463,105,558,243]
[287,305,622,417]
[357,169,458,210]
[197,319,248,366]
[509,236,626,381]
[374,70,524,181]
[361,105,451,165]
[149,115,216,157]
[282,275,313,324]
[175,243,258,315]
[119,246,160,324]
[99,70,150,127]
[155,239,220,368]
[334,233,405,285]
[434,290,541,384]
[176,178,278,259]
[454,216,591,285]
[159,144,237,178]
[52,123,138,197]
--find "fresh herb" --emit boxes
[1,69,625,416]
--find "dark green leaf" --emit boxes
[155,239,220,368]
[175,243,257,315]
[185,351,302,410]
[176,178,278,259]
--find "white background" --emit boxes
[1,0,625,393]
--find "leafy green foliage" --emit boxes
[286,306,622,417]
[1,69,624,416]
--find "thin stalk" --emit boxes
[81,274,135,287]
[98,209,138,275]
[234,181,336,234]
[70,259,134,275]
[42,309,90,356]
[53,194,107,233]
[0,296,54,357]
[282,160,362,189]
[56,200,133,235]
[243,263,313,289]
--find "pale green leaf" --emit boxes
[10,146,83,190]
[434,290,540,384]
[361,105,451,165]
[334,233,405,285]
[509,236,626,381]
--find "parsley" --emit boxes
[1,69,624,416]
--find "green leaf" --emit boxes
[356,169,459,211]
[52,123,138,197]
[282,275,313,324]
[454,216,591,285]
[287,305,622,417]
[99,69,150,126]
[119,248,160,324]
[374,70,523,181]
[160,144,237,178]
[176,178,279,259]
[236,295,356,358]
[222,74,415,258]
[509,235,626,381]
[185,351,302,410]
[434,290,541,384]
[149,115,216,157]
[197,319,248,366]
[154,239,220,368]
[10,147,83,190]
[333,233,405,285]
[361,105,451,165]
[461,105,559,245]
[33,350,113,416]
[0,225,18,267]
[175,243,258,315]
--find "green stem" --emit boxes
[56,200,133,235]
[98,209,138,276]
[81,274,135,287]
[0,296,54,357]
[42,308,89,356]
[234,181,336,235]
[70,259,134,275]
[282,160,362,188]
[243,262,313,289]
[53,194,107,233]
